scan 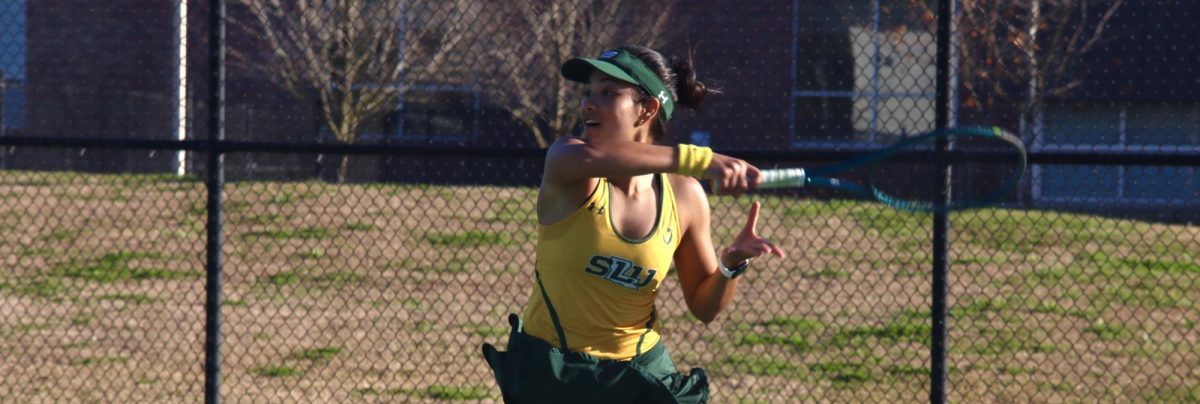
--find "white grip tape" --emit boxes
[759,168,806,189]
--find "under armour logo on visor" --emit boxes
[657,91,668,104]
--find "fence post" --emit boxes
[931,0,954,403]
[203,0,226,403]
[1,73,6,170]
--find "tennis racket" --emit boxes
[756,126,1026,213]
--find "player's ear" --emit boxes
[639,97,660,125]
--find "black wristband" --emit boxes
[719,259,750,279]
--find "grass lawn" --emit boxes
[0,170,1197,402]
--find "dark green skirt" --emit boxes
[481,314,709,404]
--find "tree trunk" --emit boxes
[1020,0,1042,207]
[533,127,550,148]
[338,154,350,183]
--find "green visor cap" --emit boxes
[561,48,675,123]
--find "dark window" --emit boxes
[0,0,26,132]
[1037,103,1200,204]
[360,85,479,142]
[395,88,476,140]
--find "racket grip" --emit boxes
[758,168,806,189]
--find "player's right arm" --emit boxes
[542,136,676,185]
[537,136,603,225]
[541,136,762,195]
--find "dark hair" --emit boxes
[620,45,717,141]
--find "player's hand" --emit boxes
[720,201,786,268]
[705,153,762,197]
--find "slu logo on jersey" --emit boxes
[584,255,657,290]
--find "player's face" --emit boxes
[579,70,645,141]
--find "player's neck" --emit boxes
[608,174,656,198]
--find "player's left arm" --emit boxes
[671,175,785,324]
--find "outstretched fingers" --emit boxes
[742,201,761,237]
[722,200,789,267]
[744,201,785,259]
[765,240,786,258]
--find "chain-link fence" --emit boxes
[2,0,1198,402]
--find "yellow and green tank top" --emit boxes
[522,173,681,360]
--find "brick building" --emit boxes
[1,1,1196,212]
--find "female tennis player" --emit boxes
[482,46,785,403]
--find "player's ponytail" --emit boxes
[669,54,711,110]
[622,45,720,141]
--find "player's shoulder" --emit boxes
[666,173,708,208]
[549,135,586,150]
[545,135,587,163]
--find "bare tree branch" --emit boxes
[230,0,478,181]
[944,0,1124,120]
[479,0,680,148]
